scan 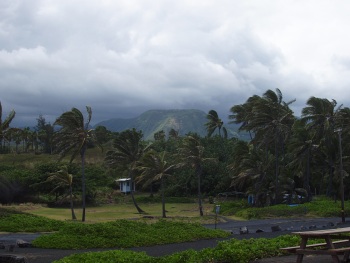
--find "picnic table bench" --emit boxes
[280,227,350,263]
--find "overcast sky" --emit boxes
[2,0,350,127]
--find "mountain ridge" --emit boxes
[94,109,242,140]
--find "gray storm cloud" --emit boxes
[1,0,350,126]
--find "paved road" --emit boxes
[1,216,349,263]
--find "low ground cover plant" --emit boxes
[33,219,230,249]
[219,196,350,219]
[0,207,64,232]
[53,235,302,263]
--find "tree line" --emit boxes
[1,88,349,221]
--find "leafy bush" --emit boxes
[0,208,64,232]
[219,197,350,219]
[53,250,155,263]
[33,219,229,249]
[54,234,303,263]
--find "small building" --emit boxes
[115,178,135,194]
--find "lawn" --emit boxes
[8,202,221,224]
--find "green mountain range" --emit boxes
[94,109,246,140]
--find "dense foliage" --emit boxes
[33,219,229,249]
[0,208,64,232]
[54,235,302,263]
[1,89,350,213]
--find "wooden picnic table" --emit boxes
[281,227,350,263]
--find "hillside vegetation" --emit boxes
[94,109,242,140]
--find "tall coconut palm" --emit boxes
[179,135,216,216]
[229,89,295,203]
[229,95,260,140]
[46,166,77,220]
[287,119,319,201]
[255,89,295,203]
[205,110,227,138]
[105,128,150,214]
[301,97,341,196]
[0,102,16,152]
[228,141,275,206]
[138,150,179,218]
[53,106,98,222]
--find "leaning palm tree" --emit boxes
[205,110,227,138]
[53,106,99,222]
[0,101,16,151]
[138,150,179,218]
[301,97,341,197]
[178,135,216,216]
[46,166,77,220]
[105,128,150,214]
[230,89,295,204]
[228,141,275,206]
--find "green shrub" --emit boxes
[0,208,64,232]
[53,250,155,263]
[219,197,350,219]
[33,219,230,249]
[54,234,304,263]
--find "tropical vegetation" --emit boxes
[1,88,350,218]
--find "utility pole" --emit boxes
[336,128,345,223]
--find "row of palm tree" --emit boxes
[227,89,350,206]
[3,88,350,220]
[0,105,54,154]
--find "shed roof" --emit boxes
[115,178,131,182]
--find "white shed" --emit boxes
[115,178,135,194]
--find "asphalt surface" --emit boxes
[1,216,349,263]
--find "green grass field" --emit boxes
[7,202,221,224]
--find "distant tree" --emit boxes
[35,115,54,154]
[168,128,179,140]
[10,128,22,153]
[205,110,227,138]
[105,128,150,214]
[94,126,112,144]
[0,102,15,152]
[53,106,100,222]
[154,130,166,141]
[229,89,295,204]
[179,135,216,216]
[21,127,31,152]
[46,166,77,220]
[301,97,340,197]
[138,150,179,218]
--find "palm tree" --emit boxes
[53,106,99,222]
[138,150,179,218]
[179,135,215,216]
[46,166,77,220]
[228,141,275,206]
[287,119,319,201]
[168,128,179,140]
[205,110,227,138]
[0,102,16,152]
[105,128,150,214]
[301,97,341,197]
[229,95,260,140]
[229,89,295,203]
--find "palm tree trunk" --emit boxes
[274,138,279,204]
[304,148,312,201]
[81,147,86,222]
[129,170,145,214]
[197,165,204,216]
[161,177,166,218]
[69,185,77,220]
